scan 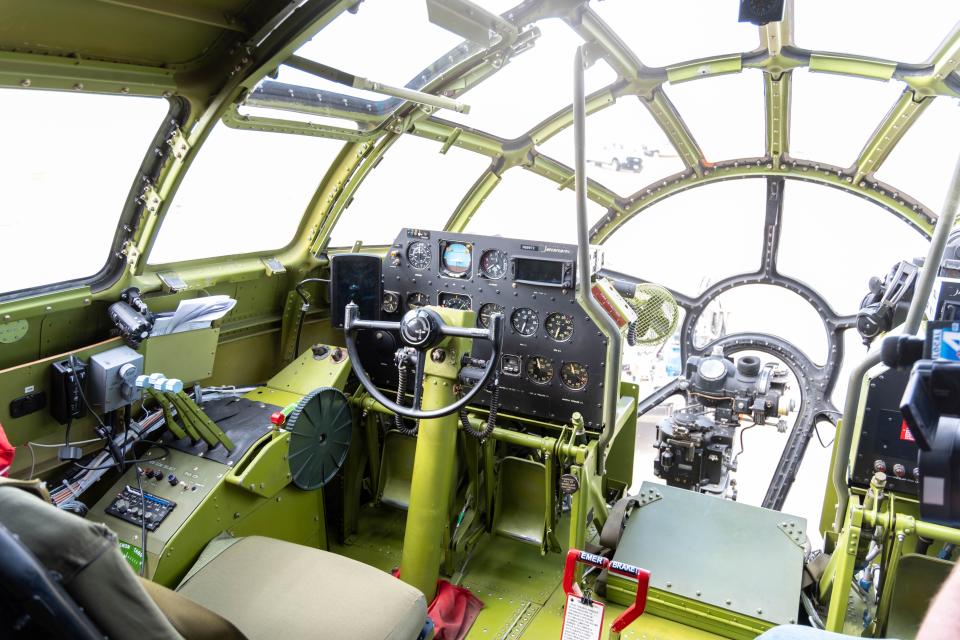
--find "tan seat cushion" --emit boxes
[176,536,427,640]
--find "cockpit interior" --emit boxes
[3,1,960,639]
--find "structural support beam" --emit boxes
[590,159,936,244]
[764,72,791,167]
[93,0,247,32]
[640,88,704,173]
[853,90,931,183]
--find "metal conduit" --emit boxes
[573,46,623,474]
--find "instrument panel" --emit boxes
[357,228,606,429]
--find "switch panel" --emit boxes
[105,485,176,531]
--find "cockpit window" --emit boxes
[245,0,518,130]
[789,68,903,167]
[0,89,167,295]
[538,97,685,195]
[664,69,764,161]
[876,96,960,214]
[328,135,490,247]
[776,180,929,314]
[602,179,767,295]
[148,123,343,265]
[794,0,960,63]
[591,0,758,67]
[463,167,607,243]
[267,0,463,106]
[440,19,617,139]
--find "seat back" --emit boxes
[0,483,182,640]
[0,521,102,639]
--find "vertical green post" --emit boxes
[399,375,459,601]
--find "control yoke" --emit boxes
[344,302,503,419]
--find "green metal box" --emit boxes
[608,482,807,639]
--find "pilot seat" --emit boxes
[0,479,428,640]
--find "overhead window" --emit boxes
[795,0,960,63]
[149,123,344,264]
[441,19,618,139]
[464,168,607,244]
[269,0,464,104]
[664,69,764,161]
[0,89,168,296]
[328,135,491,247]
[790,68,904,168]
[592,0,758,68]
[602,179,766,295]
[875,96,960,215]
[538,97,686,196]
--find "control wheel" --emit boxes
[343,303,503,419]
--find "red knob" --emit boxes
[270,412,286,426]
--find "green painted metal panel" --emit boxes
[610,482,806,636]
[809,54,896,81]
[140,327,219,384]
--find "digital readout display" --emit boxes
[514,257,564,285]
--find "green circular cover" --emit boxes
[286,387,352,490]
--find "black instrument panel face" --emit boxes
[360,228,606,429]
[852,368,919,495]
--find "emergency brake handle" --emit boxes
[562,549,650,637]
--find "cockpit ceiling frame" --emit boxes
[230,0,960,238]
[225,0,957,262]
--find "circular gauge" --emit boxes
[441,241,472,278]
[479,249,508,279]
[478,303,504,328]
[439,292,471,310]
[545,313,574,342]
[406,241,432,270]
[525,356,554,385]
[382,291,400,314]
[407,292,429,309]
[510,307,539,336]
[560,362,589,391]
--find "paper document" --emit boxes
[150,296,236,336]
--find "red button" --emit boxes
[270,412,286,426]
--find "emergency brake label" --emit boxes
[561,594,604,640]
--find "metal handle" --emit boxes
[343,303,503,419]
[562,548,650,638]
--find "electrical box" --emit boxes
[49,358,88,424]
[89,346,144,413]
